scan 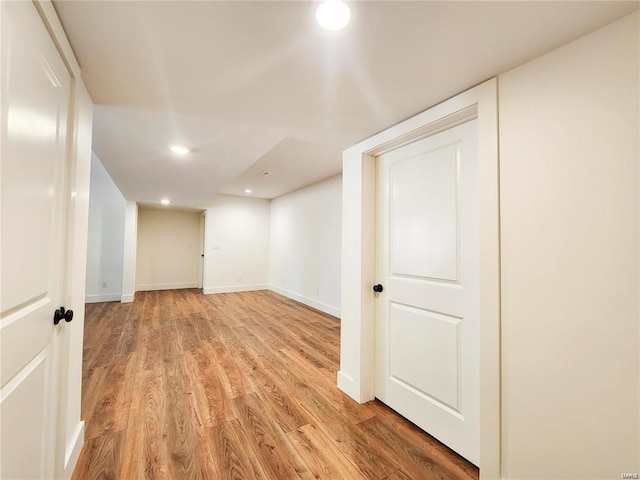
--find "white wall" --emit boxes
[203,194,270,293]
[269,175,342,317]
[84,152,126,303]
[136,207,202,291]
[499,12,639,479]
[120,201,138,303]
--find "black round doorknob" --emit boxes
[373,284,384,293]
[53,306,74,325]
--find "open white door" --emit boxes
[375,119,480,465]
[1,2,73,478]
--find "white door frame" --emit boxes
[338,78,500,478]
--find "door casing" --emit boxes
[338,79,500,479]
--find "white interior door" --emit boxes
[1,2,72,478]
[375,119,479,465]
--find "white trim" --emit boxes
[120,293,135,303]
[121,201,138,302]
[33,0,81,78]
[203,284,269,295]
[60,421,84,480]
[136,282,199,292]
[84,294,121,303]
[476,79,501,480]
[340,78,501,478]
[337,371,361,402]
[268,285,340,318]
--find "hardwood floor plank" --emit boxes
[358,414,477,480]
[289,424,367,480]
[208,419,269,480]
[85,353,133,439]
[195,351,239,427]
[119,369,169,480]
[224,327,313,433]
[383,469,414,480]
[72,431,123,480]
[276,347,377,424]
[81,365,108,425]
[234,393,310,479]
[140,305,162,374]
[183,351,215,429]
[73,289,478,480]
[314,419,401,479]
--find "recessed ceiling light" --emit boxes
[169,144,190,155]
[316,1,351,31]
[161,199,171,205]
[245,189,252,194]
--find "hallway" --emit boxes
[72,289,477,479]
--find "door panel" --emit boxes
[390,143,459,282]
[0,353,50,479]
[389,303,461,411]
[376,120,479,465]
[1,1,71,478]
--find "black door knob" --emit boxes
[53,306,74,325]
[373,284,384,293]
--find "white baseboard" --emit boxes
[337,371,364,403]
[60,421,84,480]
[268,285,341,318]
[85,293,121,303]
[121,293,135,303]
[203,284,269,295]
[136,282,199,292]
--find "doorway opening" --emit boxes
[338,79,501,476]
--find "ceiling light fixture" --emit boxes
[245,189,252,194]
[316,1,351,31]
[169,144,190,155]
[161,199,171,205]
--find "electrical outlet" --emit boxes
[237,275,242,281]
[102,281,108,288]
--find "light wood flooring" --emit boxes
[72,289,478,480]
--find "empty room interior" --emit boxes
[1,1,639,479]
